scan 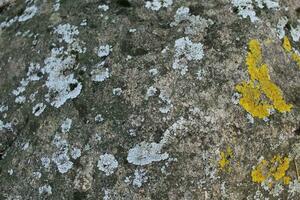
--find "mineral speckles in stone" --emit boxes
[127,142,169,166]
[173,37,204,75]
[97,153,119,176]
[32,103,46,116]
[61,118,72,133]
[145,0,173,11]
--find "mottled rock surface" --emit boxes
[1,0,300,199]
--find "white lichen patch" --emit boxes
[291,23,300,42]
[133,168,148,188]
[149,68,159,76]
[32,103,46,116]
[43,47,83,108]
[95,114,104,122]
[112,88,123,96]
[18,4,38,22]
[171,7,213,35]
[127,142,169,166]
[41,157,51,168]
[61,118,72,133]
[0,119,12,131]
[38,185,52,195]
[32,171,41,179]
[97,45,111,58]
[0,104,8,113]
[71,147,81,159]
[173,37,204,75]
[232,0,259,22]
[145,0,173,11]
[145,86,157,100]
[232,0,279,23]
[52,135,73,174]
[97,153,118,176]
[288,180,300,197]
[276,17,288,39]
[98,4,109,11]
[54,24,79,44]
[91,67,110,82]
[53,0,60,11]
[8,169,13,175]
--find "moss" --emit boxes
[236,39,292,119]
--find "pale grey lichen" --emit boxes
[127,142,169,166]
[132,168,148,188]
[41,157,51,168]
[95,114,104,122]
[232,0,279,23]
[70,147,81,159]
[112,88,123,96]
[52,135,73,174]
[173,37,204,75]
[38,185,52,195]
[54,24,79,44]
[171,7,213,35]
[97,153,119,176]
[32,103,46,117]
[276,17,288,39]
[98,4,109,12]
[291,23,300,42]
[61,118,72,133]
[97,45,111,58]
[145,0,173,11]
[145,86,157,100]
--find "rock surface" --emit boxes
[0,0,300,199]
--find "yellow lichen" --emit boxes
[236,39,292,119]
[251,159,268,183]
[219,147,233,171]
[251,155,291,187]
[282,36,300,68]
[283,36,292,52]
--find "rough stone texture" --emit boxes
[0,0,300,199]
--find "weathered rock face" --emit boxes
[0,0,300,199]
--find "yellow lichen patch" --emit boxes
[283,36,292,52]
[282,36,300,68]
[219,147,233,171]
[251,155,291,187]
[236,39,292,119]
[251,159,268,183]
